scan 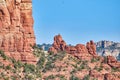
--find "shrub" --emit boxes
[92,78,98,80]
[58,75,66,80]
[91,58,99,63]
[0,50,7,60]
[33,45,44,57]
[70,69,77,74]
[78,61,87,71]
[36,71,42,78]
[3,77,9,80]
[43,61,55,72]
[70,75,79,80]
[37,55,45,69]
[53,51,66,61]
[94,65,103,72]
[45,75,55,80]
[49,51,54,55]
[25,74,34,80]
[14,60,23,69]
[23,63,36,73]
[5,65,11,70]
[80,63,85,70]
[10,58,21,69]
[83,75,90,80]
[11,76,17,80]
[112,67,120,72]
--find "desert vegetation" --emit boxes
[0,45,120,80]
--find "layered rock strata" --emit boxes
[0,0,36,64]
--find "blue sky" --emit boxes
[33,0,120,45]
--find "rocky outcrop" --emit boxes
[86,41,97,55]
[49,34,67,53]
[107,56,120,68]
[49,35,120,67]
[104,73,120,80]
[49,34,97,60]
[0,0,36,64]
[36,41,120,61]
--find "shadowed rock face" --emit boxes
[49,34,97,58]
[0,0,36,64]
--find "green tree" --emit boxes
[23,63,36,73]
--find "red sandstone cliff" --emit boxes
[0,0,36,64]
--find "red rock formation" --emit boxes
[0,0,36,64]
[89,70,104,80]
[49,34,67,53]
[49,34,97,58]
[107,56,120,68]
[49,35,120,66]
[86,40,97,56]
[107,56,117,63]
[104,73,120,80]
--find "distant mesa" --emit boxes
[96,40,120,60]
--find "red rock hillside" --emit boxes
[49,34,120,68]
[0,0,36,64]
